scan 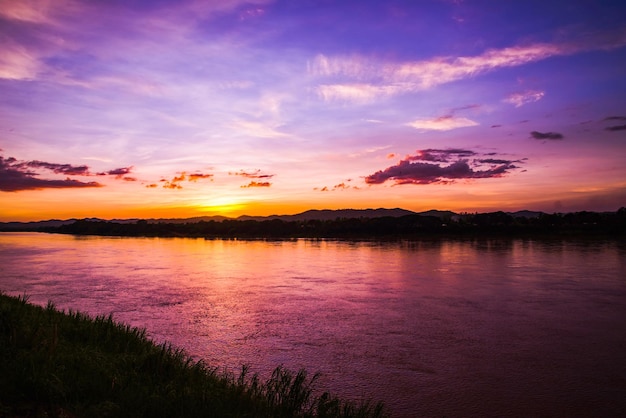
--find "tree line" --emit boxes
[31,208,626,239]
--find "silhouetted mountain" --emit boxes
[238,208,417,222]
[417,210,459,219]
[0,219,77,231]
[3,208,625,238]
[142,216,231,224]
[507,210,544,218]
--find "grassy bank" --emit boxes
[0,293,388,418]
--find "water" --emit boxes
[1,232,625,417]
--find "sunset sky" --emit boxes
[1,0,625,221]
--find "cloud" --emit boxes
[315,180,359,192]
[530,131,564,140]
[231,120,290,139]
[407,115,478,131]
[605,125,626,131]
[0,42,41,80]
[310,29,626,102]
[188,173,214,181]
[504,90,545,107]
[241,181,271,188]
[25,160,90,176]
[159,171,213,189]
[406,148,477,162]
[162,182,183,190]
[316,84,401,103]
[364,149,521,185]
[0,154,102,192]
[104,167,133,176]
[602,116,626,131]
[230,169,275,179]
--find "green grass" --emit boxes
[0,293,389,418]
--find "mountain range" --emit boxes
[0,208,548,231]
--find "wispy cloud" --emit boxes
[602,116,626,132]
[364,148,522,185]
[231,120,290,139]
[504,90,545,107]
[530,131,564,140]
[407,115,478,131]
[229,169,275,179]
[310,29,626,102]
[25,160,90,176]
[315,180,359,192]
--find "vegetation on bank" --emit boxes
[6,208,625,239]
[0,293,388,418]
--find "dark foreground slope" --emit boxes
[0,293,388,418]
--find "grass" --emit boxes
[0,292,389,418]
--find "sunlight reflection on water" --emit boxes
[1,233,625,417]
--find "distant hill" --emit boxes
[507,210,544,218]
[0,208,550,230]
[238,208,418,222]
[5,208,619,231]
[3,208,623,237]
[0,219,78,231]
[417,209,459,219]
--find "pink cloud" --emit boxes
[311,30,626,102]
[407,115,478,131]
[504,90,545,107]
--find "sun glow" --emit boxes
[198,197,248,215]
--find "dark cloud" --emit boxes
[25,160,90,176]
[603,116,626,121]
[530,131,564,140]
[241,181,271,188]
[0,155,102,192]
[364,149,521,185]
[605,125,626,131]
[491,124,502,128]
[230,169,275,179]
[405,148,477,163]
[106,167,133,177]
[478,158,515,165]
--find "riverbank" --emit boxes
[0,293,388,418]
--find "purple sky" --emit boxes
[1,0,625,221]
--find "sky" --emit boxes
[1,0,625,221]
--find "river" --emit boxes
[1,232,625,417]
